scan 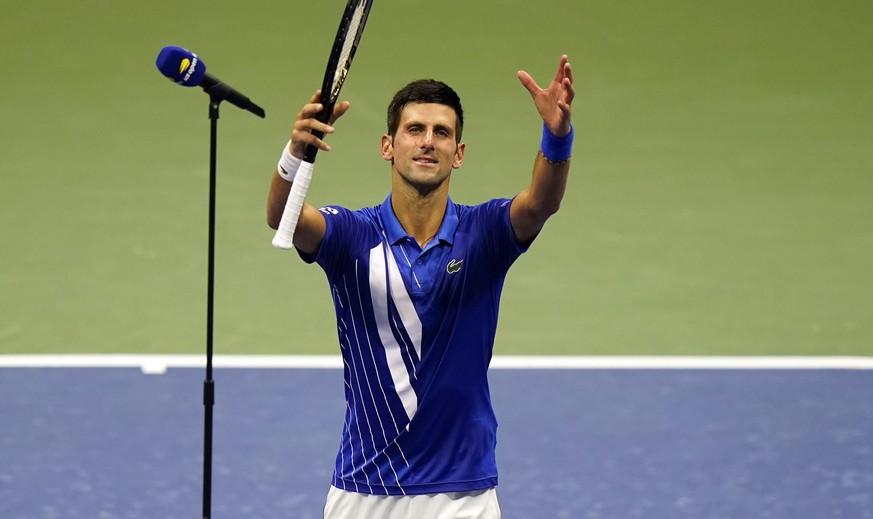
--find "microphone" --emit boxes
[155,45,265,118]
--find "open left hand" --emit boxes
[517,55,575,137]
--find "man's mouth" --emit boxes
[414,156,438,165]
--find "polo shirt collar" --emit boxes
[380,195,459,247]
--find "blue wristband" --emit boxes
[540,123,574,164]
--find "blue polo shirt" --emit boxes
[299,195,529,495]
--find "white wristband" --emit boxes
[277,140,302,182]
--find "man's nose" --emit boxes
[421,130,434,148]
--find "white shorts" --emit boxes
[323,485,501,519]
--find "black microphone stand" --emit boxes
[201,95,219,519]
[201,89,264,519]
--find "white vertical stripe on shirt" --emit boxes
[384,246,423,360]
[369,244,419,423]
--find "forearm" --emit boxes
[528,120,573,213]
[527,151,570,218]
[266,170,292,229]
[510,123,574,243]
[512,152,570,236]
[266,92,346,250]
[267,137,303,229]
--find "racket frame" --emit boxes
[272,0,373,250]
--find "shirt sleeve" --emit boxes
[475,198,532,272]
[295,205,378,278]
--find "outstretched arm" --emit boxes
[266,91,350,255]
[510,55,576,244]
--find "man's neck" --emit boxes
[390,179,449,249]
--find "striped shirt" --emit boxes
[299,195,528,495]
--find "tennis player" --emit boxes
[267,55,574,519]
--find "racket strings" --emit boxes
[330,3,367,101]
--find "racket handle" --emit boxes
[272,161,315,250]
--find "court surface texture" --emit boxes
[2,356,871,519]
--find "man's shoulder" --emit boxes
[318,203,386,251]
[454,198,513,220]
[317,203,381,224]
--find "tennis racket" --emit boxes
[272,0,374,250]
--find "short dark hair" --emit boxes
[386,79,464,141]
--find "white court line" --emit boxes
[0,354,872,373]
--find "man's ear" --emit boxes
[381,134,394,162]
[453,142,466,169]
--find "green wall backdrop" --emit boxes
[1,0,871,356]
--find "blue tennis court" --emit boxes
[2,360,871,518]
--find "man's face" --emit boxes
[381,102,465,195]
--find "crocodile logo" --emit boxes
[446,259,463,274]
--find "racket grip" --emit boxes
[272,161,315,250]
